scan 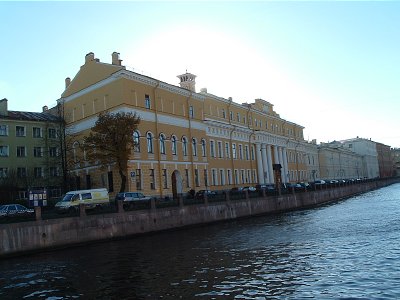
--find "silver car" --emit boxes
[0,204,34,217]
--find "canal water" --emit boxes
[1,184,399,299]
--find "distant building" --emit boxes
[0,98,63,199]
[375,142,392,178]
[318,141,364,180]
[340,138,380,179]
[391,148,400,177]
[55,52,308,198]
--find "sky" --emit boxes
[1,1,399,148]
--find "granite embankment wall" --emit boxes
[0,179,397,257]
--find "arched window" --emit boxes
[171,135,177,155]
[159,133,166,154]
[192,138,197,156]
[147,132,153,153]
[133,130,140,152]
[182,136,188,156]
[201,139,206,157]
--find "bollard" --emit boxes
[34,206,42,221]
[150,197,156,212]
[117,199,124,213]
[79,203,86,217]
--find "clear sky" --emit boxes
[1,1,399,148]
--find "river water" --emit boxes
[1,183,399,299]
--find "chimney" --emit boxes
[0,98,8,116]
[42,105,48,112]
[65,77,71,89]
[112,52,122,66]
[177,72,196,92]
[85,52,95,63]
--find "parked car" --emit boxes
[0,204,34,217]
[298,182,311,190]
[195,190,216,200]
[242,186,256,192]
[314,180,326,186]
[115,192,153,202]
[287,183,303,191]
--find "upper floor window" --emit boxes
[33,127,42,138]
[48,128,57,139]
[16,126,25,137]
[182,137,188,156]
[222,109,226,119]
[159,133,166,154]
[17,146,26,157]
[192,138,197,156]
[49,147,58,157]
[0,125,8,136]
[201,139,206,157]
[237,113,240,122]
[34,147,43,157]
[171,135,177,155]
[34,167,43,178]
[17,167,27,178]
[232,143,237,159]
[210,140,215,157]
[225,142,230,158]
[133,131,140,152]
[145,94,151,109]
[0,145,9,157]
[146,132,154,153]
[0,167,8,178]
[189,106,194,118]
[230,111,233,120]
[217,141,223,158]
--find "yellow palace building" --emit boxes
[58,52,308,198]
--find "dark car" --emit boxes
[0,204,34,217]
[115,192,152,202]
[195,190,216,200]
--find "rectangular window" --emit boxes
[0,167,8,178]
[49,147,58,157]
[247,170,251,183]
[145,94,151,109]
[49,167,58,177]
[136,169,142,190]
[234,169,238,184]
[162,169,168,189]
[204,169,208,188]
[225,142,230,158]
[0,145,9,157]
[239,144,243,160]
[251,145,255,160]
[219,169,225,186]
[189,105,194,118]
[48,128,57,139]
[232,144,237,159]
[241,170,245,184]
[33,127,42,138]
[227,169,232,185]
[0,125,8,136]
[34,147,43,157]
[230,111,233,120]
[17,167,27,178]
[17,146,26,157]
[210,140,215,157]
[222,109,226,119]
[245,145,249,160]
[33,167,43,178]
[149,169,156,190]
[185,169,190,188]
[16,126,25,137]
[237,113,240,122]
[195,169,200,187]
[211,169,217,186]
[217,141,223,158]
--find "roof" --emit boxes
[0,111,61,122]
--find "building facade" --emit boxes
[57,52,308,198]
[376,142,392,178]
[0,98,63,198]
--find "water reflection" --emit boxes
[0,184,399,299]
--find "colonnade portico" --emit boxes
[256,143,289,185]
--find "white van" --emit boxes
[55,188,110,212]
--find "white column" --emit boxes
[282,147,289,183]
[261,144,269,184]
[267,145,274,184]
[256,143,263,184]
[278,147,285,183]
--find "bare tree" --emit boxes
[84,111,140,193]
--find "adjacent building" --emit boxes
[0,98,63,198]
